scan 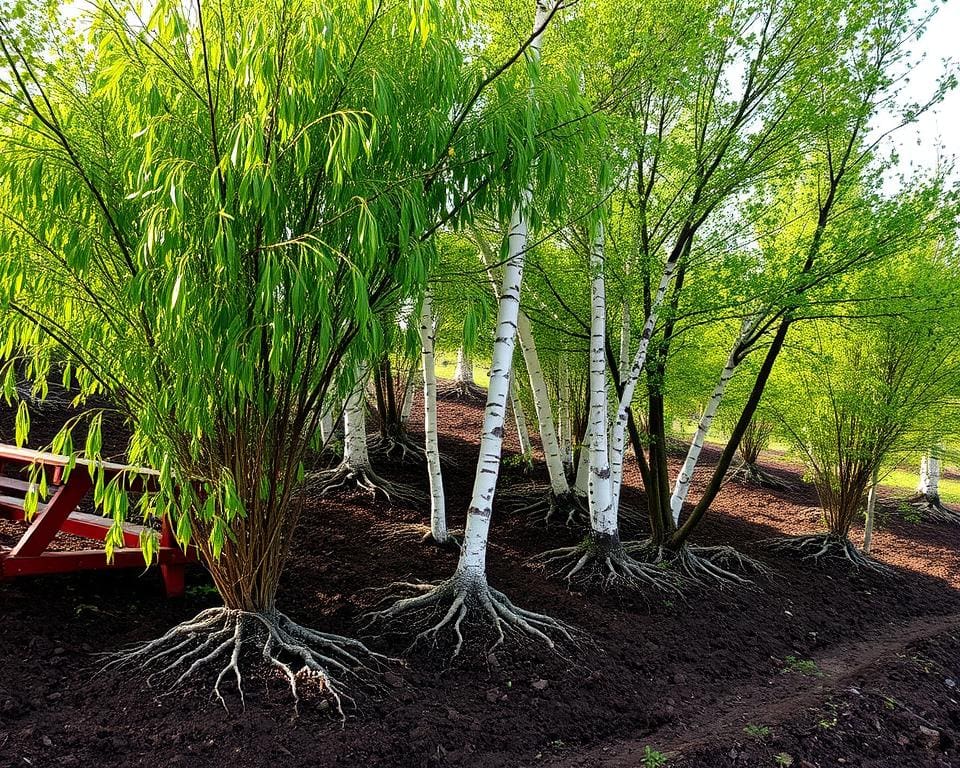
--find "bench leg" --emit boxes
[159,516,188,597]
[160,562,186,598]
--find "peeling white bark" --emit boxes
[420,289,448,543]
[668,319,753,525]
[517,310,570,498]
[587,225,616,537]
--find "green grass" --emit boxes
[880,467,960,505]
[670,418,960,505]
[434,354,491,388]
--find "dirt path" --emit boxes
[549,612,960,767]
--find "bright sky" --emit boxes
[877,0,960,185]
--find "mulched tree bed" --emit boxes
[0,395,958,768]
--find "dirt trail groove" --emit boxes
[551,613,960,767]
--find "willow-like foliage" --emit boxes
[0,0,580,612]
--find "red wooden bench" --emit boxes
[0,445,194,597]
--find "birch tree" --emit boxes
[538,219,677,591]
[367,0,589,654]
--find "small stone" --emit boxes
[318,699,330,712]
[42,736,53,747]
[485,689,499,703]
[53,647,65,656]
[486,653,500,669]
[798,761,817,768]
[946,679,956,688]
[383,672,403,689]
[897,735,911,746]
[531,679,549,691]
[918,726,941,749]
[46,692,62,702]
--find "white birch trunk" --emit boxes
[918,453,941,498]
[863,466,879,555]
[560,363,574,472]
[610,258,680,512]
[343,368,370,469]
[508,370,534,460]
[419,289,448,543]
[454,346,475,387]
[457,206,530,576]
[667,319,752,525]
[517,310,571,498]
[587,225,616,537]
[457,0,554,577]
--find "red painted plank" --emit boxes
[9,474,92,558]
[0,547,191,577]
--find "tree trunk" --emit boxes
[668,319,751,525]
[587,224,617,539]
[400,366,417,426]
[863,466,879,555]
[457,202,530,577]
[420,289,448,543]
[574,416,592,499]
[320,409,334,445]
[517,310,570,498]
[343,369,370,469]
[919,453,941,498]
[560,362,574,473]
[507,369,535,465]
[454,346,475,388]
[610,256,681,513]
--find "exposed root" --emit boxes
[364,572,580,658]
[507,487,590,528]
[907,494,960,524]
[532,534,684,594]
[367,433,427,466]
[764,533,895,575]
[437,380,487,404]
[308,462,424,505]
[623,540,768,587]
[420,529,463,551]
[100,607,386,716]
[725,461,792,491]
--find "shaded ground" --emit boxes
[0,393,958,768]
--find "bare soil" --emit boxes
[0,394,958,768]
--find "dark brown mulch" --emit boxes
[0,392,957,768]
